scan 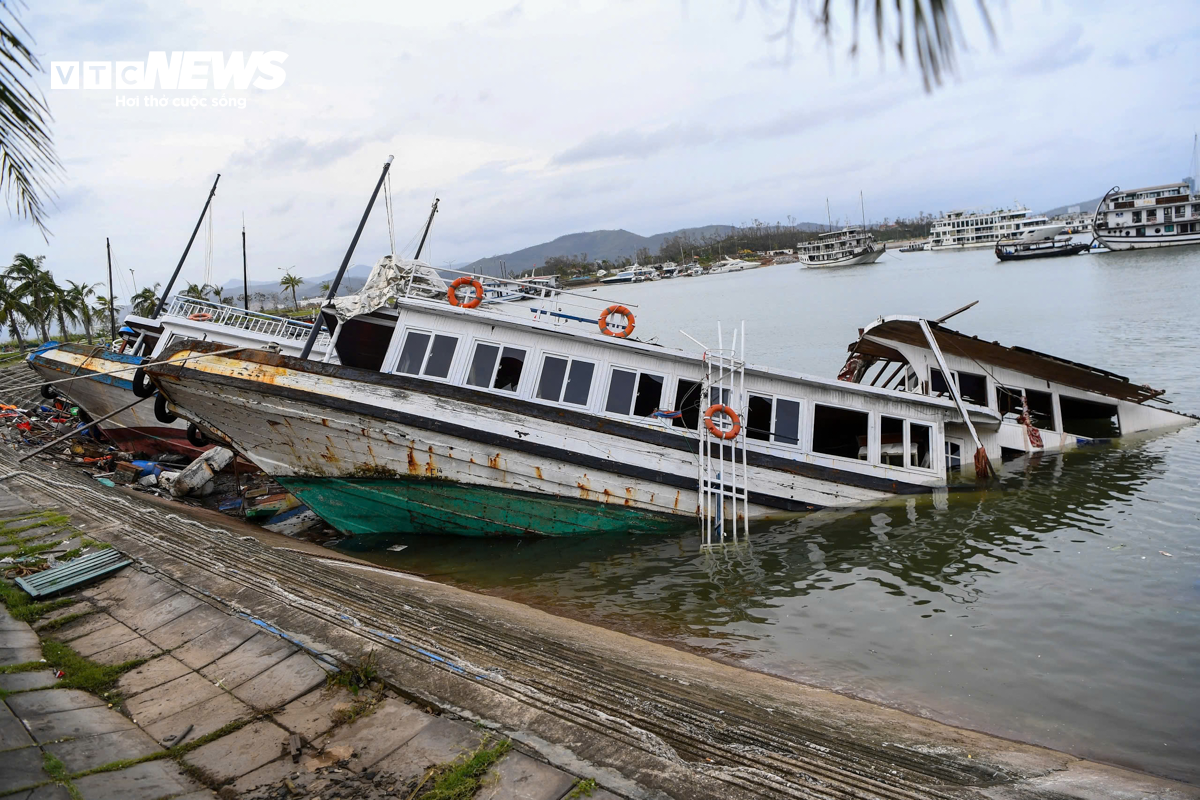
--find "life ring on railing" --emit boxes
[703,404,741,440]
[187,312,213,322]
[598,305,635,338]
[447,277,483,309]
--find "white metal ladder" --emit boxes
[698,321,750,549]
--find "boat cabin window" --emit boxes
[909,423,932,469]
[605,368,664,417]
[1059,395,1120,439]
[466,342,526,392]
[956,371,988,406]
[945,441,962,472]
[332,316,394,371]
[395,330,458,379]
[996,386,1055,429]
[746,395,772,441]
[536,355,595,406]
[930,368,950,396]
[811,404,869,461]
[773,399,800,445]
[879,416,904,466]
[673,379,703,430]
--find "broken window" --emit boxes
[812,404,869,460]
[879,415,904,466]
[930,368,950,396]
[746,395,772,441]
[673,379,703,430]
[492,347,525,392]
[605,369,665,417]
[1059,395,1120,439]
[773,399,800,445]
[996,386,1055,429]
[956,371,987,406]
[465,342,525,392]
[909,423,932,469]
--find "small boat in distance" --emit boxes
[600,266,657,284]
[796,227,885,267]
[898,241,927,253]
[1093,182,1200,250]
[995,226,1090,261]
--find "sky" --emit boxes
[3,0,1199,298]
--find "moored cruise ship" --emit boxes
[1093,182,1200,250]
[796,227,885,267]
[928,206,1049,251]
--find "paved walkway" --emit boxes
[2,509,597,798]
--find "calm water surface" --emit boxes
[339,245,1200,782]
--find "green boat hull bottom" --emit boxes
[276,475,693,537]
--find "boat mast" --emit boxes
[299,156,394,360]
[860,191,866,228]
[826,198,831,232]
[241,214,249,311]
[105,238,116,340]
[414,198,440,260]
[149,174,220,321]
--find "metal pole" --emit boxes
[151,174,220,320]
[299,156,394,360]
[242,216,249,311]
[414,198,439,260]
[106,238,116,340]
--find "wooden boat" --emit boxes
[994,226,1090,261]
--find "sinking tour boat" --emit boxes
[837,307,1195,467]
[27,295,331,456]
[797,227,885,267]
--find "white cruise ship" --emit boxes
[928,206,1049,251]
[796,227,885,267]
[1093,182,1200,250]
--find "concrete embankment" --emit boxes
[2,449,1196,800]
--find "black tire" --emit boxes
[39,384,57,399]
[186,423,208,448]
[132,367,155,398]
[153,393,177,424]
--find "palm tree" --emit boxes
[5,253,53,342]
[130,284,160,317]
[181,282,211,301]
[280,272,303,310]
[93,294,119,340]
[319,281,331,295]
[0,277,32,352]
[47,279,81,342]
[67,280,98,343]
[0,2,61,237]
[211,286,229,306]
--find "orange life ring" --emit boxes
[598,305,635,338]
[187,312,213,321]
[448,277,483,309]
[703,403,741,440]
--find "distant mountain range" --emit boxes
[1041,197,1106,219]
[214,264,373,301]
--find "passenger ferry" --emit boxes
[796,227,885,267]
[1092,182,1200,250]
[928,206,1049,251]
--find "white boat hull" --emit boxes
[1094,230,1200,251]
[801,247,885,268]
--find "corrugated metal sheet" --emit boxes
[15,550,131,598]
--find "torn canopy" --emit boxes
[327,256,447,322]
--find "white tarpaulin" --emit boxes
[327,256,447,322]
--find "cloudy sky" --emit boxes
[4,0,1198,297]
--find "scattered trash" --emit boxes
[162,723,194,747]
[245,490,303,520]
[1160,551,1174,557]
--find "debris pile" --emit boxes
[237,764,416,800]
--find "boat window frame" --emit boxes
[533,351,597,408]
[742,391,804,448]
[393,327,460,382]
[810,401,872,464]
[603,365,667,419]
[463,338,528,394]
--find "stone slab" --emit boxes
[44,727,163,773]
[49,612,118,643]
[24,704,135,743]
[117,655,191,697]
[0,608,31,632]
[0,645,42,666]
[273,686,356,741]
[0,670,57,692]
[232,651,328,711]
[314,698,432,772]
[199,631,295,688]
[125,672,222,727]
[142,690,254,745]
[24,784,74,800]
[173,793,219,800]
[69,620,139,657]
[1,627,39,650]
[184,719,289,782]
[1,744,47,792]
[143,604,227,650]
[119,591,199,636]
[6,688,103,717]
[31,603,95,632]
[88,634,162,667]
[371,717,485,781]
[171,619,258,670]
[0,702,34,750]
[72,759,199,800]
[482,751,577,800]
[104,579,180,625]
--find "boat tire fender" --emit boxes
[186,423,208,448]
[131,367,155,398]
[599,305,636,338]
[447,277,484,309]
[40,384,58,400]
[153,393,177,424]
[703,404,741,440]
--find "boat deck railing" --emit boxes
[162,296,331,346]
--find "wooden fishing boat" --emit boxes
[994,226,1090,261]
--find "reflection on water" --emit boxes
[338,245,1200,783]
